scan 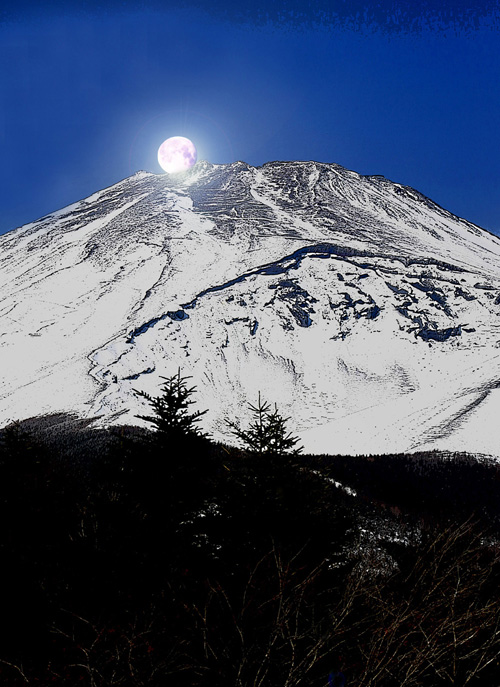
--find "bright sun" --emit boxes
[157,136,197,174]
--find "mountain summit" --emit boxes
[1,160,500,457]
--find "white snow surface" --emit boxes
[1,159,500,459]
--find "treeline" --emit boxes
[307,450,500,529]
[0,373,499,685]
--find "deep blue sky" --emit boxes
[1,1,499,236]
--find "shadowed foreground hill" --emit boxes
[1,389,500,685]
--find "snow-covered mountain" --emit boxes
[2,159,500,457]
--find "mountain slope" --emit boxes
[1,160,500,457]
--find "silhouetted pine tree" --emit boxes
[135,369,209,445]
[129,371,219,576]
[226,392,302,457]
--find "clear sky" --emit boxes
[1,0,499,236]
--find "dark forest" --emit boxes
[1,373,499,686]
